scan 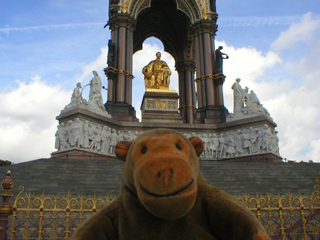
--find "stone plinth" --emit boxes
[51,148,117,161]
[140,89,183,123]
[53,103,281,163]
[207,153,282,163]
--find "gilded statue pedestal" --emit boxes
[141,89,183,123]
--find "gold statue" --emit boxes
[142,52,172,90]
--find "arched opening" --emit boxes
[133,0,191,62]
[133,37,178,121]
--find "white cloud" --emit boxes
[220,15,302,28]
[0,23,104,34]
[268,14,320,162]
[0,77,70,163]
[220,41,281,111]
[75,47,108,83]
[271,13,320,52]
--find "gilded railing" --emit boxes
[9,187,114,240]
[235,180,320,239]
[2,176,320,240]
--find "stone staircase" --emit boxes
[0,158,319,196]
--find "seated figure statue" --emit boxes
[65,82,85,109]
[142,52,172,90]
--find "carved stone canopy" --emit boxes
[133,0,191,62]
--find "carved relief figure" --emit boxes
[242,128,252,154]
[55,123,68,150]
[66,120,73,148]
[226,132,236,157]
[142,52,172,90]
[101,127,110,154]
[218,133,227,158]
[81,121,90,149]
[69,118,82,148]
[109,129,118,155]
[235,130,244,156]
[211,134,219,159]
[90,125,102,152]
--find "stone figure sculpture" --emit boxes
[231,79,270,117]
[142,52,172,90]
[63,71,110,117]
[71,83,84,104]
[83,71,105,112]
[210,0,216,12]
[65,83,85,109]
[231,78,245,114]
[107,40,116,68]
[215,46,228,74]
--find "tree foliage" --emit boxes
[0,159,13,166]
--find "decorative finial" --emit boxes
[1,170,14,190]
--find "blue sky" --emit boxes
[0,0,320,163]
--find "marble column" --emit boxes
[176,61,196,123]
[104,14,138,121]
[192,19,227,124]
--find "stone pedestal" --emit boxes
[140,89,183,123]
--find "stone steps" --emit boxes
[0,159,319,196]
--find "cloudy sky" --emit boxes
[1,0,320,163]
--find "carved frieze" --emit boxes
[55,120,280,160]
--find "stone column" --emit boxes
[194,35,204,109]
[176,61,196,123]
[104,14,138,122]
[191,19,227,124]
[117,26,126,102]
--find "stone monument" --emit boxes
[52,0,281,163]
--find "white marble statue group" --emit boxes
[186,125,280,159]
[64,71,106,114]
[230,78,269,117]
[55,119,143,155]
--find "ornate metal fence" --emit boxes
[8,187,114,240]
[235,181,320,239]
[1,172,320,240]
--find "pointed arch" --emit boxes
[123,0,205,23]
